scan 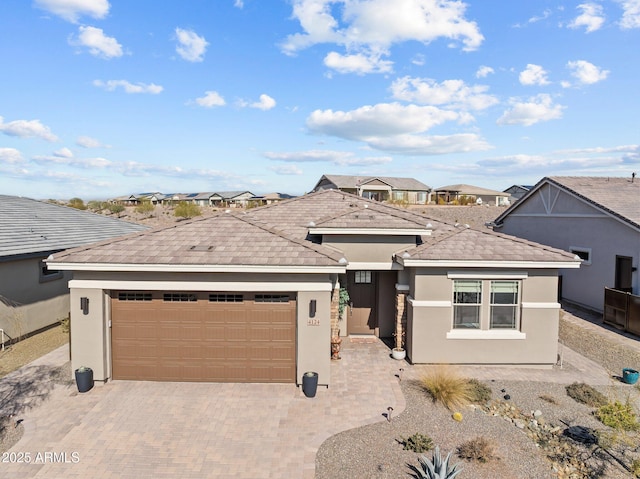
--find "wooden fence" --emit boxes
[604,287,640,336]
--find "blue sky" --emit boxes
[1,0,638,199]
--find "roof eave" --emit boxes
[309,227,430,236]
[47,262,347,274]
[397,259,581,269]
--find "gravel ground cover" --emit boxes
[317,377,640,479]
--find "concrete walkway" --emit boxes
[0,326,617,479]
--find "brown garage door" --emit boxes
[110,291,296,383]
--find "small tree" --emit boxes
[68,197,87,210]
[174,202,201,219]
[87,200,106,212]
[107,203,125,217]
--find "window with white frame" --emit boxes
[452,279,521,330]
[490,281,519,329]
[453,280,481,329]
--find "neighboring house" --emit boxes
[434,184,511,206]
[191,192,217,206]
[251,192,296,205]
[312,174,431,204]
[49,189,579,386]
[0,196,148,343]
[503,185,533,203]
[210,191,254,207]
[494,176,639,313]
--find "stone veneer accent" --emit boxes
[394,285,408,349]
[330,285,340,335]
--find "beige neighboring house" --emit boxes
[494,176,640,313]
[210,191,254,207]
[48,189,579,387]
[313,174,431,204]
[434,184,511,206]
[0,195,147,344]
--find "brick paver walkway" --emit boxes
[1,310,627,478]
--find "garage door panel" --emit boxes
[111,292,296,382]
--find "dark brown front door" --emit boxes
[347,271,377,334]
[615,256,633,293]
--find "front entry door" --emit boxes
[347,271,377,334]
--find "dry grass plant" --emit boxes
[420,365,473,411]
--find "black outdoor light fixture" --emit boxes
[80,297,89,315]
[309,299,317,318]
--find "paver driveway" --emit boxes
[1,339,404,479]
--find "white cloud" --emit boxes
[32,154,112,169]
[54,147,73,158]
[194,91,226,108]
[264,149,393,166]
[497,94,565,126]
[519,64,550,86]
[366,133,492,155]
[307,103,463,140]
[93,79,163,94]
[618,0,640,29]
[475,65,494,78]
[240,94,276,110]
[390,77,498,110]
[567,60,609,84]
[281,0,484,70]
[70,26,123,58]
[34,0,110,23]
[0,116,58,142]
[411,54,425,66]
[268,164,303,175]
[234,0,244,7]
[324,51,393,74]
[568,3,606,33]
[76,135,107,148]
[0,148,23,164]
[175,28,208,62]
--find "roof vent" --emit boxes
[402,251,411,258]
[363,204,368,209]
[464,224,470,228]
[225,209,231,214]
[307,221,316,227]
[426,223,433,229]
[339,257,348,264]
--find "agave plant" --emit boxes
[409,446,463,479]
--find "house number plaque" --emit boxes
[307,318,320,326]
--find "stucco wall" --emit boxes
[0,257,72,338]
[68,271,334,384]
[499,188,639,311]
[322,235,416,264]
[406,268,560,365]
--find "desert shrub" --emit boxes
[467,378,492,404]
[457,436,497,463]
[421,366,472,411]
[59,316,70,334]
[107,204,125,216]
[565,382,607,407]
[594,400,639,431]
[135,201,155,215]
[400,433,434,453]
[630,458,640,477]
[539,394,559,405]
[174,202,202,219]
[411,446,463,479]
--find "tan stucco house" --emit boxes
[434,184,511,206]
[313,174,431,204]
[48,190,579,386]
[0,195,147,343]
[494,176,639,313]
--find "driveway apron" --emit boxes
[1,339,403,479]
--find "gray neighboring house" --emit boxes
[503,184,533,202]
[312,174,431,204]
[434,184,511,206]
[0,195,147,342]
[494,176,640,313]
[48,189,578,386]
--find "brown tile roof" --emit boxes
[546,176,640,228]
[50,212,344,267]
[404,226,578,262]
[49,189,579,268]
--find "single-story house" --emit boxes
[312,174,431,204]
[209,191,255,207]
[250,192,296,205]
[0,195,147,343]
[49,189,579,386]
[503,185,533,203]
[434,184,511,206]
[494,176,639,313]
